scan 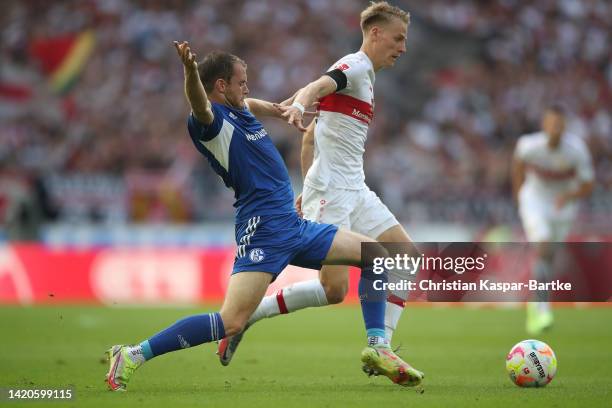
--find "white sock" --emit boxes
[385,299,405,342]
[385,267,412,343]
[247,279,328,326]
[125,345,146,365]
[368,336,389,347]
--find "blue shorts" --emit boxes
[232,212,338,278]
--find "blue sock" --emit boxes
[359,265,387,341]
[141,312,225,360]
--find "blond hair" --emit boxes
[360,1,410,32]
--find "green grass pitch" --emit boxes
[1,305,611,407]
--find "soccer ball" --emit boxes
[506,339,557,387]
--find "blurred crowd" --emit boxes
[399,0,611,225]
[1,0,610,237]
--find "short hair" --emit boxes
[360,1,410,32]
[545,104,566,116]
[197,51,246,94]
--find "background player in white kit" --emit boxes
[512,105,594,335]
[218,2,424,382]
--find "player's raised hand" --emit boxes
[279,104,307,132]
[273,102,319,120]
[173,41,197,71]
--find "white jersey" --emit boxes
[304,51,375,190]
[515,131,593,242]
[514,131,594,199]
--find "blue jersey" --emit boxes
[187,103,295,223]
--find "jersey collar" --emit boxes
[357,50,374,71]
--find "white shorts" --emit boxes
[518,188,577,242]
[301,184,399,239]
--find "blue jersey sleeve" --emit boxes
[187,104,224,142]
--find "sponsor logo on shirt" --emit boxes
[318,93,373,125]
[246,128,268,141]
[352,108,371,124]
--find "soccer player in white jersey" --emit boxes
[512,105,594,334]
[218,1,425,384]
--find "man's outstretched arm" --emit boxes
[245,98,282,118]
[280,75,338,131]
[173,41,213,124]
[246,96,319,122]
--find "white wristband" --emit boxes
[291,101,305,115]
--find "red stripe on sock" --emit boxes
[387,294,406,308]
[276,289,289,314]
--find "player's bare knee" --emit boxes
[322,282,348,304]
[222,320,247,337]
[363,240,389,266]
[219,312,248,336]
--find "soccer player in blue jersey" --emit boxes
[104,41,423,391]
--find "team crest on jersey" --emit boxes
[335,63,350,71]
[249,248,265,263]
